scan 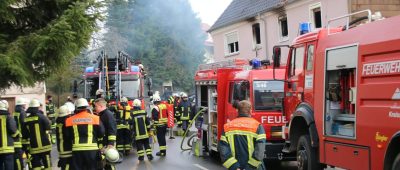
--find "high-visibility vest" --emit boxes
[155,104,168,125]
[65,111,101,151]
[166,104,174,128]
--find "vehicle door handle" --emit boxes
[333,146,338,152]
[354,150,359,156]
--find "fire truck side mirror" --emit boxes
[273,47,281,68]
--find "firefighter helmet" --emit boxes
[133,99,141,107]
[58,105,70,117]
[65,102,75,112]
[104,148,120,163]
[138,64,144,69]
[152,94,161,102]
[96,89,104,95]
[121,97,128,103]
[75,98,89,108]
[0,100,8,111]
[29,99,40,108]
[181,93,188,98]
[16,98,28,105]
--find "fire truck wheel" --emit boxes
[392,153,400,170]
[297,134,321,170]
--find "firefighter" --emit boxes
[218,100,266,170]
[13,98,27,170]
[151,94,168,156]
[22,99,52,170]
[178,93,192,132]
[96,89,105,99]
[93,98,117,170]
[173,94,182,128]
[66,98,105,170]
[116,97,132,155]
[0,100,18,170]
[56,105,73,170]
[46,95,56,144]
[130,99,153,161]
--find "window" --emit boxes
[229,81,250,103]
[279,16,288,40]
[306,45,314,70]
[225,31,239,54]
[310,3,322,29]
[288,47,305,77]
[252,23,261,45]
[253,81,284,111]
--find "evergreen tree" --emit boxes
[0,0,102,89]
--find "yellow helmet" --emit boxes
[0,100,9,111]
[133,99,141,107]
[29,99,40,108]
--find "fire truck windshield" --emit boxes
[253,80,284,111]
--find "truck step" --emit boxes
[282,141,291,153]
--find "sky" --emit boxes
[189,0,232,26]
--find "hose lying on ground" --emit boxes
[180,107,208,151]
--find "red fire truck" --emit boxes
[272,10,400,169]
[83,51,147,108]
[194,58,295,161]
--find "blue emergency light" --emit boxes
[250,59,262,69]
[300,22,311,35]
[131,66,140,72]
[85,67,95,73]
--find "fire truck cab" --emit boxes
[194,59,295,161]
[273,10,400,170]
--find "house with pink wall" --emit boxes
[209,0,400,64]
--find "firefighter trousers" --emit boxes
[14,148,23,170]
[116,127,132,152]
[156,125,167,154]
[58,157,71,170]
[136,138,152,160]
[0,153,14,170]
[31,151,51,170]
[181,120,189,132]
[72,150,98,170]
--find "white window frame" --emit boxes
[278,15,289,42]
[309,2,322,30]
[224,31,240,56]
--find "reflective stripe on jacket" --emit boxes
[131,109,151,140]
[178,101,191,120]
[65,110,105,151]
[218,116,266,170]
[13,106,25,148]
[56,116,72,158]
[0,111,17,154]
[22,110,51,154]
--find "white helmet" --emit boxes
[0,100,9,111]
[75,98,89,108]
[121,97,128,103]
[105,148,120,163]
[65,102,75,112]
[152,94,161,102]
[96,89,104,95]
[16,98,28,106]
[29,99,40,108]
[58,105,70,117]
[138,64,144,69]
[133,99,141,107]
[181,93,188,98]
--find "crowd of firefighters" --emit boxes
[0,90,195,170]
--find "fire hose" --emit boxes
[180,107,207,151]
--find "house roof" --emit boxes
[208,0,283,32]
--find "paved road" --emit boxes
[49,135,301,170]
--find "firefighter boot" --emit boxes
[147,154,153,161]
[156,152,166,156]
